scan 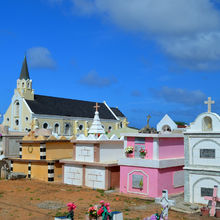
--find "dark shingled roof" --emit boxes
[26,94,125,120]
[19,56,30,80]
[110,107,125,117]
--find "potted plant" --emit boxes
[125,146,133,157]
[139,148,147,158]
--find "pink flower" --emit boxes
[67,202,76,211]
[100,200,105,205]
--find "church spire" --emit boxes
[19,56,30,80]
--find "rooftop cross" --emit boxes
[94,102,100,112]
[146,114,151,129]
[204,97,215,113]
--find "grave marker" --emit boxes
[204,185,220,216]
[155,190,175,219]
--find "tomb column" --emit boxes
[94,143,100,162]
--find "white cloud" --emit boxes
[80,70,116,87]
[71,0,220,71]
[150,86,206,106]
[27,47,56,69]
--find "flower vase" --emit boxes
[200,207,210,216]
[126,153,133,158]
[140,154,145,159]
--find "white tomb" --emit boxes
[184,97,220,204]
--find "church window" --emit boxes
[26,117,28,121]
[79,124,83,131]
[43,123,48,129]
[120,122,123,128]
[64,123,70,135]
[54,123,59,134]
[7,118,9,121]
[162,125,171,132]
[22,82,25,87]
[108,126,112,131]
[27,82,29,88]
[14,101,19,116]
[203,116,212,131]
[15,119,19,126]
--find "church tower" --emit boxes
[16,56,34,100]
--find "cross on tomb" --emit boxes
[204,185,220,216]
[204,97,215,113]
[146,114,151,129]
[94,102,100,112]
[155,189,175,219]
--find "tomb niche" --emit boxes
[202,116,213,131]
[162,125,171,133]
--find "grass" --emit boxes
[55,211,68,217]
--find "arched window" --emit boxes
[162,125,171,133]
[15,119,19,126]
[64,123,70,135]
[203,116,212,131]
[14,101,19,116]
[108,126,112,132]
[79,124,84,131]
[43,122,48,129]
[54,123,59,134]
[120,122,123,128]
[22,82,25,88]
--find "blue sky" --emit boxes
[1,0,220,128]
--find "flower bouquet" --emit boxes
[66,202,76,220]
[97,200,112,220]
[139,148,147,158]
[125,146,133,154]
[88,205,98,220]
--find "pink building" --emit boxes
[119,133,184,198]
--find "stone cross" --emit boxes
[204,97,215,113]
[204,185,220,216]
[94,102,100,112]
[155,190,175,219]
[146,114,151,129]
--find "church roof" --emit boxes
[25,94,125,120]
[19,56,30,80]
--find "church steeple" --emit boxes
[16,56,34,100]
[19,56,30,80]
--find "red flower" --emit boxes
[67,202,76,211]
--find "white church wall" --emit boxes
[189,173,220,204]
[64,164,83,186]
[85,166,105,189]
[99,143,123,162]
[189,138,220,167]
[76,144,94,162]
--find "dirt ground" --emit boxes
[0,179,215,220]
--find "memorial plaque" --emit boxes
[201,187,214,197]
[135,137,145,144]
[134,145,145,158]
[200,149,215,159]
[132,174,143,189]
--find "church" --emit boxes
[3,57,128,136]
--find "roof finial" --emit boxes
[94,102,100,112]
[19,56,30,80]
[204,97,215,113]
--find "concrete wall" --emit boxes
[31,162,48,182]
[159,138,184,159]
[85,166,105,189]
[63,164,83,186]
[76,144,94,162]
[100,143,123,162]
[22,143,40,160]
[46,142,73,160]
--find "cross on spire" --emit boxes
[204,97,215,113]
[94,102,100,112]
